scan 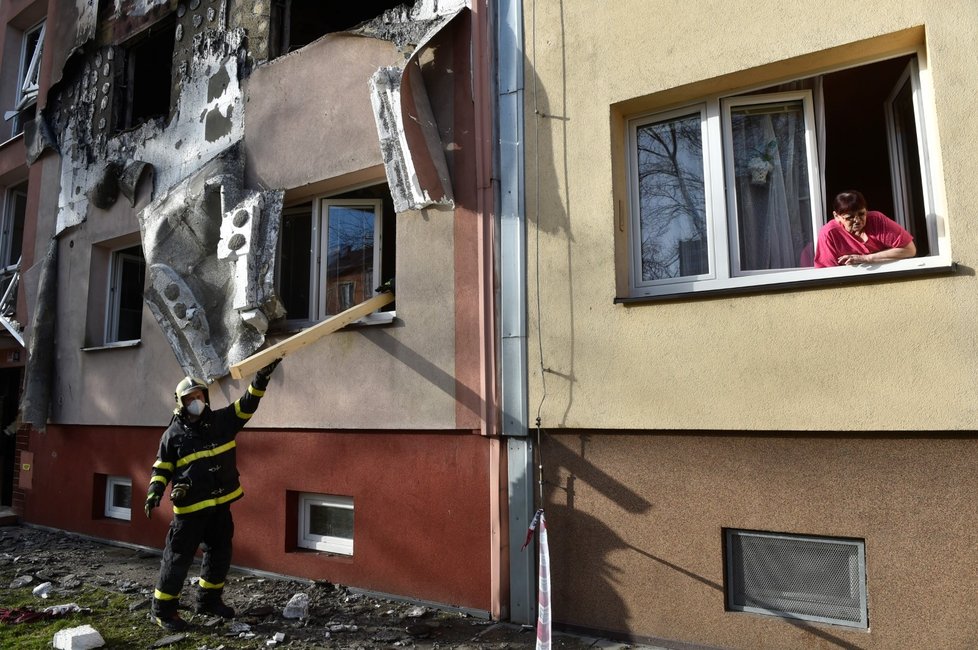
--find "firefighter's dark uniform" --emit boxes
[147,372,271,622]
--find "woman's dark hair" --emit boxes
[833,190,867,215]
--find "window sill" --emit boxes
[615,257,956,304]
[81,339,141,352]
[271,310,397,336]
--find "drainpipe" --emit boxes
[494,0,534,626]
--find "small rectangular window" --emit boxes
[725,529,868,629]
[104,476,132,521]
[298,493,353,555]
[106,245,146,343]
[2,184,27,269]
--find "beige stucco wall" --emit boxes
[525,1,978,431]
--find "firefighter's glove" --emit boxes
[144,491,161,519]
[253,358,281,389]
[169,483,190,504]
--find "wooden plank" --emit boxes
[229,292,395,379]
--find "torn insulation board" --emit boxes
[368,5,463,213]
[54,28,246,233]
[20,239,58,429]
[138,145,284,382]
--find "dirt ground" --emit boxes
[0,523,640,649]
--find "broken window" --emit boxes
[106,245,146,343]
[298,493,354,555]
[277,184,395,323]
[117,18,175,131]
[104,476,132,521]
[6,20,44,137]
[270,0,411,57]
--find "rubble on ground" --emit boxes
[0,524,611,649]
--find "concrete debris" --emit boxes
[405,605,427,617]
[282,592,309,619]
[228,620,251,634]
[329,623,360,632]
[266,631,286,645]
[32,580,52,598]
[9,574,33,588]
[44,603,92,616]
[52,624,105,650]
[150,633,188,648]
[118,161,154,206]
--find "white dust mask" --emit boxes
[186,399,205,416]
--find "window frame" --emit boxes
[104,245,145,344]
[622,45,951,301]
[9,20,44,136]
[297,493,354,555]
[277,191,390,327]
[318,197,383,319]
[104,475,132,521]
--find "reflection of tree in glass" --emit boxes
[636,115,707,280]
[326,207,374,313]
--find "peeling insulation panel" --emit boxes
[52,28,246,233]
[138,145,283,381]
[368,5,464,212]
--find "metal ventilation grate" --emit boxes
[725,529,868,628]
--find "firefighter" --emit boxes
[144,359,280,631]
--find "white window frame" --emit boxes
[8,21,44,135]
[1,185,27,271]
[104,476,132,521]
[298,493,354,555]
[317,198,383,319]
[105,246,145,343]
[624,46,950,300]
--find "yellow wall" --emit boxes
[525,1,978,431]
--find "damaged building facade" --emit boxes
[5,0,511,619]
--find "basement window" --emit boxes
[725,529,868,629]
[104,476,132,521]
[277,183,395,325]
[117,18,175,131]
[298,493,354,555]
[270,0,412,57]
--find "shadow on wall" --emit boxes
[523,0,576,427]
[542,434,866,649]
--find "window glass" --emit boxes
[107,246,145,343]
[298,493,354,555]
[324,203,377,315]
[634,111,708,282]
[727,98,815,272]
[104,476,132,521]
[276,184,394,326]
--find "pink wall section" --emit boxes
[24,425,493,611]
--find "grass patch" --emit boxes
[1,583,248,649]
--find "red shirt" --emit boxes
[814,211,913,268]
